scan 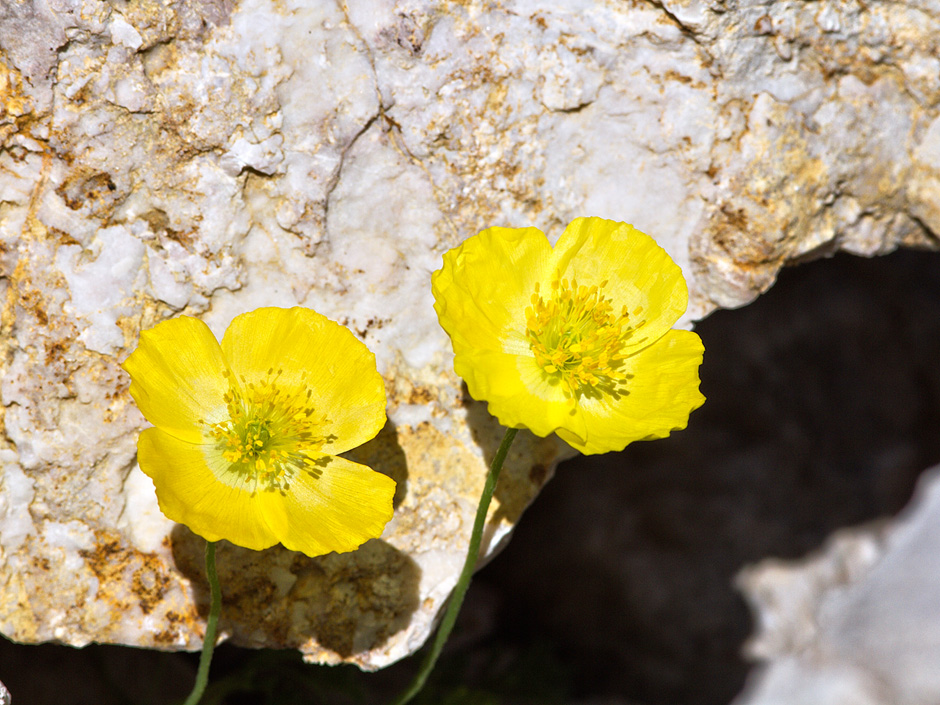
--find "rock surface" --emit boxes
[1,0,939,667]
[736,466,940,705]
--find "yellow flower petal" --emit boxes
[564,329,705,454]
[553,217,689,352]
[122,316,229,444]
[433,226,552,355]
[220,307,386,454]
[432,217,704,455]
[124,307,396,557]
[455,349,587,441]
[257,455,396,557]
[137,428,280,549]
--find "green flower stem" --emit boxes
[391,426,519,705]
[182,541,221,705]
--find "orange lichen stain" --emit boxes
[138,207,196,249]
[348,316,389,340]
[0,61,29,115]
[405,387,434,405]
[530,13,548,30]
[17,287,50,326]
[753,14,773,35]
[55,170,116,212]
[152,628,180,645]
[79,530,180,622]
[0,58,47,156]
[663,69,694,85]
[79,533,126,583]
[380,357,454,416]
[117,313,145,351]
[49,226,81,247]
[2,154,57,339]
[719,204,749,232]
[43,338,69,365]
[485,81,509,113]
[152,610,187,646]
[713,203,781,267]
[132,565,171,615]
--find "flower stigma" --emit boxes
[207,367,330,494]
[525,277,639,405]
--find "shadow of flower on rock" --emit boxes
[341,419,410,510]
[170,421,420,661]
[172,529,420,659]
[460,385,571,560]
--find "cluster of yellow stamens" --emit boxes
[206,367,328,493]
[525,277,637,405]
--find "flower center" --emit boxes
[206,367,330,493]
[525,277,637,404]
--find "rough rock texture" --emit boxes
[735,467,940,705]
[1,0,939,667]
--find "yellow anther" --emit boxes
[206,367,327,493]
[525,275,633,400]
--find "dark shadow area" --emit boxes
[470,248,940,704]
[461,381,571,539]
[0,636,194,705]
[170,525,421,659]
[342,419,410,509]
[3,248,940,705]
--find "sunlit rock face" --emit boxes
[0,0,937,667]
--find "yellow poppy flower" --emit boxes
[432,217,705,455]
[122,307,396,557]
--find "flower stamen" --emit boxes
[207,368,327,494]
[525,276,632,405]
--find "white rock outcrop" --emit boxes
[736,467,940,705]
[2,0,939,668]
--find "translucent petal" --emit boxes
[122,316,229,444]
[221,307,386,454]
[433,226,552,356]
[566,329,705,454]
[257,454,396,557]
[137,428,280,549]
[553,217,689,353]
[456,349,588,442]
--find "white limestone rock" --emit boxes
[735,467,940,705]
[1,0,939,668]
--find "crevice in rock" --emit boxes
[321,110,380,230]
[322,0,386,229]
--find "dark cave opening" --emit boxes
[474,247,940,705]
